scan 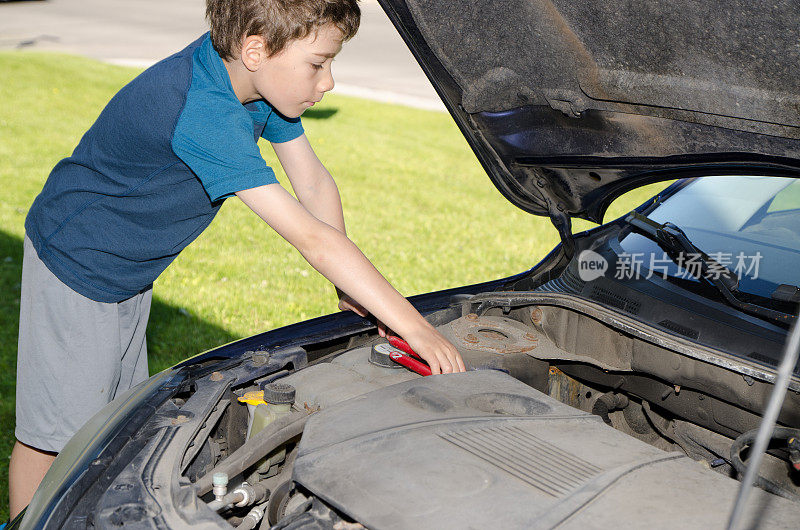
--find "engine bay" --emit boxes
[91,299,800,528]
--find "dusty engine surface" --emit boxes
[187,310,799,529]
[276,313,551,412]
[290,370,799,529]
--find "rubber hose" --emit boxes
[729,426,800,502]
[207,490,245,511]
[591,392,629,425]
[196,410,309,495]
[237,503,267,530]
[237,515,258,530]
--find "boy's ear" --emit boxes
[240,35,268,72]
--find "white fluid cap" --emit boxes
[212,472,229,486]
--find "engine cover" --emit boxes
[293,370,799,529]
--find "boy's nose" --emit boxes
[318,69,335,93]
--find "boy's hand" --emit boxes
[337,289,463,374]
[402,325,466,375]
[337,289,391,337]
[337,292,367,317]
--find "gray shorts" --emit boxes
[16,235,152,452]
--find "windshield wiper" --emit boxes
[624,212,797,326]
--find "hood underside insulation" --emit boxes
[403,0,799,138]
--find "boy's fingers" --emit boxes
[438,349,455,374]
[402,329,464,375]
[435,345,461,374]
[448,346,466,372]
[455,353,466,372]
[338,297,365,316]
[426,355,442,375]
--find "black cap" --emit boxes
[370,343,403,369]
[260,382,296,404]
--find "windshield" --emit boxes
[619,176,800,299]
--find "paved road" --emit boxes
[0,0,443,110]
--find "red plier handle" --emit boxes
[387,335,416,356]
[387,336,432,376]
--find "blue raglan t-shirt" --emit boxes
[25,33,304,303]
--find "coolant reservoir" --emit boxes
[237,382,296,439]
[250,382,296,436]
[238,391,266,440]
[244,382,296,480]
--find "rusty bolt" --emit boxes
[209,371,223,382]
[466,313,479,321]
[251,351,270,367]
[171,414,188,426]
[530,307,543,324]
[525,332,538,342]
[464,333,479,344]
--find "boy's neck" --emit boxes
[222,58,258,104]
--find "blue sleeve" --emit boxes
[261,104,304,143]
[172,97,278,202]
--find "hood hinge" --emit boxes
[548,204,575,259]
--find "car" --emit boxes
[11,0,800,528]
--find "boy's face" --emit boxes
[250,24,344,118]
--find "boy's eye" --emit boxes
[312,63,324,70]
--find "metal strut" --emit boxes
[548,204,575,259]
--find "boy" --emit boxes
[9,0,465,519]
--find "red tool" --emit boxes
[386,336,432,376]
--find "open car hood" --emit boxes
[378,0,800,223]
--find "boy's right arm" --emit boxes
[235,184,466,374]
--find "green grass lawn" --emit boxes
[0,51,669,520]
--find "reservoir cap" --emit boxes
[261,382,296,404]
[370,342,404,369]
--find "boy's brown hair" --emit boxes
[207,0,360,61]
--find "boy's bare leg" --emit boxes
[9,440,57,520]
